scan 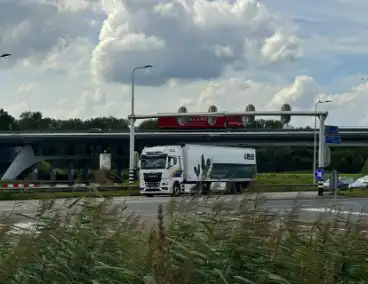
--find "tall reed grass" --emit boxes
[0,196,367,283]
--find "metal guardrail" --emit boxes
[0,184,319,193]
[1,186,138,193]
[0,128,357,134]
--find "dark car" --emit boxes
[87,128,103,133]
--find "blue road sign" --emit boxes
[325,125,341,144]
[326,125,339,134]
[325,135,342,144]
[314,168,324,180]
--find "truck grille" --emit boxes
[145,182,160,188]
[143,172,162,183]
[145,182,161,191]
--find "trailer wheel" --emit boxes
[201,182,210,195]
[236,183,245,194]
[225,182,236,194]
[172,182,181,197]
[190,184,200,196]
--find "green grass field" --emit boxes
[338,189,368,197]
[0,172,364,201]
[1,172,362,187]
[121,172,362,186]
[0,189,140,201]
[0,197,367,283]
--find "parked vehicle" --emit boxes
[348,175,368,189]
[138,144,257,197]
[323,176,355,190]
[87,128,103,133]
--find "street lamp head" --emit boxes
[318,99,332,104]
[0,53,11,58]
[144,65,153,68]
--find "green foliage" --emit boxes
[0,197,367,283]
[138,119,159,129]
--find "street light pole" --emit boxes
[129,65,153,183]
[313,100,332,184]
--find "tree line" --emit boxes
[0,109,366,173]
[0,109,312,131]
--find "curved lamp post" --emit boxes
[129,65,153,183]
[313,99,332,184]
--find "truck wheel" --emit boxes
[236,183,245,194]
[318,188,324,196]
[201,182,210,195]
[172,182,181,197]
[226,182,236,194]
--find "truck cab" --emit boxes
[139,146,184,196]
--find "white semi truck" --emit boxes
[138,144,257,197]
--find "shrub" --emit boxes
[0,196,367,283]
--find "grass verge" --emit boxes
[0,184,319,201]
[338,189,368,197]
[0,189,140,201]
[256,172,360,185]
[0,185,317,201]
[121,172,361,187]
[0,197,367,283]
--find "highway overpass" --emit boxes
[1,128,368,181]
[0,129,367,146]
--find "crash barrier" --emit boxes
[0,184,320,193]
[2,185,139,193]
[2,183,40,188]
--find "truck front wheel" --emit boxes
[318,188,324,196]
[172,182,181,197]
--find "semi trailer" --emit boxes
[138,144,256,197]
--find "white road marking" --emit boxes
[302,208,368,216]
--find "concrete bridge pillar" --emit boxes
[1,145,42,180]
[67,160,74,182]
[49,161,56,181]
[84,162,89,182]
[116,159,123,182]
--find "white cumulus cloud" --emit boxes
[0,0,93,67]
[91,0,302,86]
[177,75,366,126]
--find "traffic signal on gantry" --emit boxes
[177,106,188,126]
[207,105,217,126]
[243,104,256,125]
[281,103,292,126]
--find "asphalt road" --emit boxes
[1,191,368,226]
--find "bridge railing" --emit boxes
[0,127,366,134]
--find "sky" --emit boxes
[1,0,368,127]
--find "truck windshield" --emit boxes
[140,157,167,169]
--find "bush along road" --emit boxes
[0,197,367,283]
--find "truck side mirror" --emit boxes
[167,158,173,168]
